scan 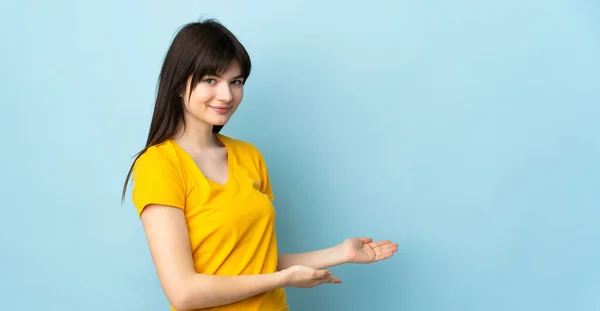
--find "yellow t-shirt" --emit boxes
[131,133,288,311]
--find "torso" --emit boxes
[183,140,229,185]
[145,134,288,311]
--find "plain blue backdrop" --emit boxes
[1,0,599,310]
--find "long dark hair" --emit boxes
[121,19,251,201]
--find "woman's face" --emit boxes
[181,61,245,129]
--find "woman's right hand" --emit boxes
[280,265,342,288]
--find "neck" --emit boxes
[173,121,220,151]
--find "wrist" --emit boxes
[273,269,290,288]
[333,242,351,265]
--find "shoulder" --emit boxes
[217,134,263,158]
[133,140,183,174]
[130,141,186,213]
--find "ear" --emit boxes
[180,75,193,98]
[176,86,185,98]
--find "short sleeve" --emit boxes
[131,147,186,216]
[257,150,275,201]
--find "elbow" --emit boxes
[165,281,195,311]
[167,279,212,311]
[168,289,192,311]
[171,299,188,311]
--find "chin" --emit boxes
[210,117,231,126]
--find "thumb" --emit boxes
[359,237,373,243]
[316,269,331,278]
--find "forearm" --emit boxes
[176,272,285,310]
[278,244,349,270]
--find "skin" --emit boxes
[139,60,399,310]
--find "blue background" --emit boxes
[1,0,599,310]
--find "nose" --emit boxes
[215,82,233,102]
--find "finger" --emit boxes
[382,250,396,257]
[329,276,342,283]
[381,243,398,252]
[370,240,393,248]
[315,269,331,278]
[374,245,398,260]
[320,276,342,284]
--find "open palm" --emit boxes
[343,237,398,264]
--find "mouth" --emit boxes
[208,106,231,114]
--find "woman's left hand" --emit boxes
[342,237,398,264]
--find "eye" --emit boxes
[231,79,243,85]
[203,78,217,84]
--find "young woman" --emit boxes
[122,19,398,311]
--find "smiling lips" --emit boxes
[209,106,230,114]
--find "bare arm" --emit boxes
[140,204,338,310]
[277,238,399,271]
[278,245,349,271]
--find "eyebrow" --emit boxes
[209,73,244,79]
